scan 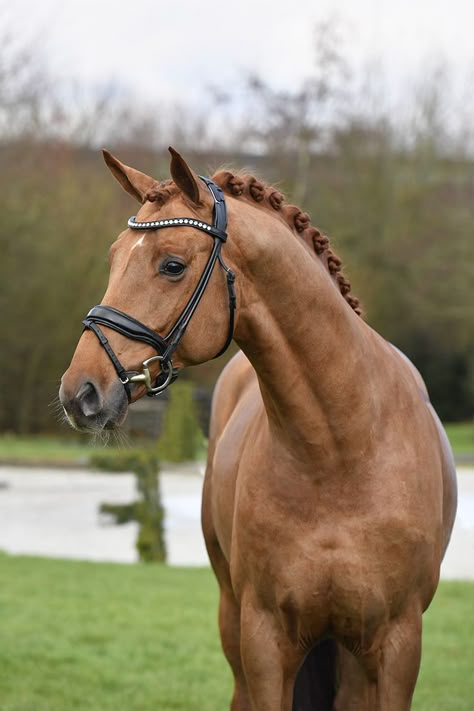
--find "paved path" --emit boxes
[441,469,474,579]
[0,465,473,578]
[0,465,208,566]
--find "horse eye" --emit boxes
[160,259,186,278]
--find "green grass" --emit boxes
[0,554,472,710]
[0,434,106,465]
[0,422,472,467]
[445,422,474,458]
[0,435,155,467]
[414,582,474,710]
[0,434,207,467]
[0,554,232,711]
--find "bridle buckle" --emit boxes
[128,355,174,395]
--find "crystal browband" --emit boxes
[127,216,227,242]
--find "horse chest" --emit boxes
[210,386,443,641]
[230,475,431,644]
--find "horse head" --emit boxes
[59,148,236,433]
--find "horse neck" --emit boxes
[230,207,372,467]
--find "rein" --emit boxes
[82,177,236,400]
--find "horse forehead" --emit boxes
[115,226,209,261]
[134,192,189,221]
[131,233,147,251]
[126,230,189,254]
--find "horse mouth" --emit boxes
[63,408,126,434]
[59,379,129,434]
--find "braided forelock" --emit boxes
[212,169,362,316]
[144,179,178,205]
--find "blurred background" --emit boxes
[1,0,473,440]
[1,0,473,546]
[0,3,473,708]
[0,0,474,524]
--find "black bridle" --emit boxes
[82,177,236,401]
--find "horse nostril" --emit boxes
[76,381,102,417]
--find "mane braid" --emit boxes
[144,172,361,316]
[211,170,362,316]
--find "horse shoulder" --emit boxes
[208,350,256,444]
[203,350,261,564]
[387,342,429,399]
[385,341,457,559]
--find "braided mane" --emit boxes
[145,171,361,316]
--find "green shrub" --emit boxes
[90,449,149,472]
[92,449,166,562]
[158,381,203,462]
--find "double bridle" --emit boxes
[82,177,236,401]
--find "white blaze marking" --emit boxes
[131,234,146,251]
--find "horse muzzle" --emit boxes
[59,376,128,432]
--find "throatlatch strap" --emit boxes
[214,266,236,359]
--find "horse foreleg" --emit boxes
[239,597,301,711]
[373,603,422,710]
[334,645,375,710]
[202,463,250,710]
[219,586,252,711]
[336,603,422,711]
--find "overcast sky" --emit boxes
[4,0,474,107]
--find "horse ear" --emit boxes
[102,149,159,204]
[168,146,207,205]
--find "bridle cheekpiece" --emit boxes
[82,177,236,401]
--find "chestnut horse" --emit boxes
[60,148,457,710]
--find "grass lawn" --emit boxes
[0,554,231,711]
[0,434,106,466]
[0,435,150,467]
[444,422,474,458]
[0,434,206,467]
[0,554,472,710]
[0,422,473,467]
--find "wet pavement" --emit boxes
[0,465,473,577]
